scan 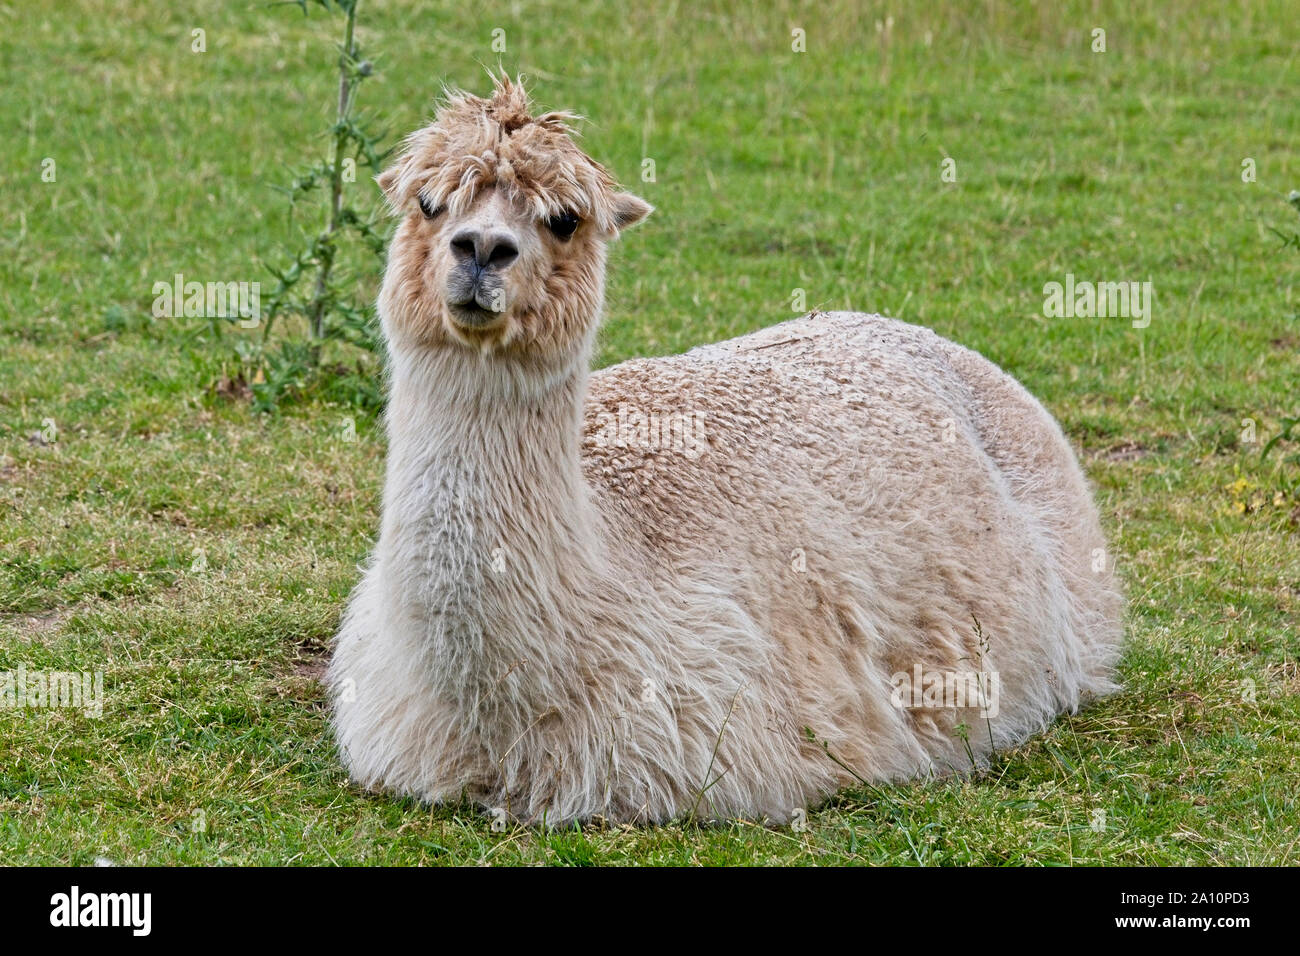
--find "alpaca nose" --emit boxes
[450,228,519,270]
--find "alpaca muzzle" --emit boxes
[446,267,508,326]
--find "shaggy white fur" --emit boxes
[327,79,1123,825]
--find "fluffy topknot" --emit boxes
[377,73,629,235]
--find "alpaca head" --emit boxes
[376,74,651,364]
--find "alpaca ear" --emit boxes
[611,193,653,232]
[375,155,414,214]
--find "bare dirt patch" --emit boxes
[1097,441,1150,463]
[1,606,77,644]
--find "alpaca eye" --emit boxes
[418,194,443,220]
[546,211,580,239]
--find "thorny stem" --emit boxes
[306,0,359,360]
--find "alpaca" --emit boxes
[327,75,1123,825]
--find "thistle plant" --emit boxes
[1270,190,1300,252]
[237,0,390,411]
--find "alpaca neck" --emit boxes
[384,344,594,537]
[381,341,608,704]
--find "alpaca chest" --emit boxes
[383,455,592,700]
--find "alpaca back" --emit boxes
[581,311,1122,779]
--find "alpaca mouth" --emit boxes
[447,300,505,329]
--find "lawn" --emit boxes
[1,0,1297,865]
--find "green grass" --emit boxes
[1,0,1298,865]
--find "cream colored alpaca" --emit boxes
[327,76,1123,824]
